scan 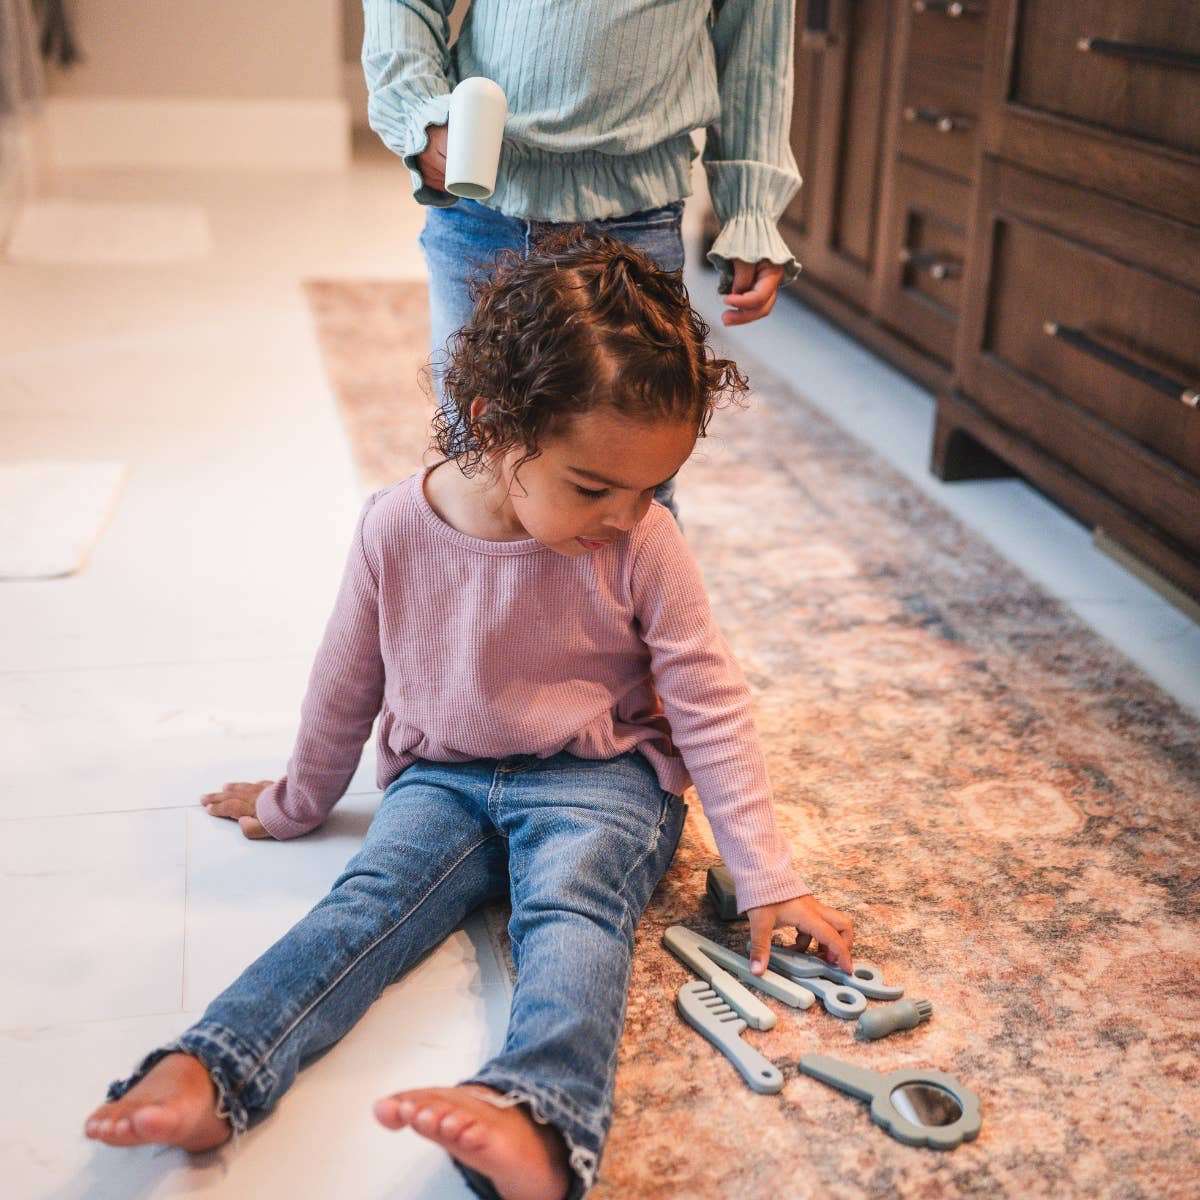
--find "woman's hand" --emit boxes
[746,893,855,975]
[201,781,272,840]
[416,123,449,192]
[722,259,785,326]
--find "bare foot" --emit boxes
[83,1053,231,1152]
[375,1084,572,1200]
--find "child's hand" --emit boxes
[416,123,448,192]
[746,894,855,975]
[201,781,272,840]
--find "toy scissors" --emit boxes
[753,942,904,1019]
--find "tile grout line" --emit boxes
[0,652,312,677]
[181,808,190,1011]
[0,790,383,823]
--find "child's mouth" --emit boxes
[576,537,609,549]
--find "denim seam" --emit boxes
[237,830,504,1097]
[612,787,677,940]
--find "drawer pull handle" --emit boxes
[1076,37,1200,73]
[903,105,972,133]
[900,249,962,280]
[913,1,983,16]
[1043,322,1199,410]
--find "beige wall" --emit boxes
[46,1,343,100]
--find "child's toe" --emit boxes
[106,1116,139,1147]
[453,1117,487,1151]
[131,1103,179,1143]
[84,1104,116,1138]
[373,1098,403,1128]
[413,1100,452,1135]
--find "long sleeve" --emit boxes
[255,496,387,839]
[703,0,803,294]
[629,510,809,912]
[362,0,458,208]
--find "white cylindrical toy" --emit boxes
[444,77,508,200]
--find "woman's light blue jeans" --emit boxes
[419,197,687,520]
[107,750,688,1200]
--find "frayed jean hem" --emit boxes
[453,1072,605,1200]
[105,1022,276,1142]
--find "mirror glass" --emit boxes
[889,1082,963,1127]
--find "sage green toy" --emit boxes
[799,1054,982,1149]
[856,998,934,1041]
[677,981,784,1094]
[705,863,742,920]
[663,926,815,1026]
[755,945,868,1018]
[763,943,905,1000]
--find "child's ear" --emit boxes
[468,395,488,424]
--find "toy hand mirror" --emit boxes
[799,1054,982,1150]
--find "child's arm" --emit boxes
[629,508,852,968]
[362,0,458,208]
[250,495,387,840]
[702,0,803,297]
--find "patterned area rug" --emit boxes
[303,279,1200,1199]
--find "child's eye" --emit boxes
[575,485,609,499]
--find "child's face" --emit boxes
[483,404,698,556]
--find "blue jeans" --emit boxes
[107,750,688,1200]
[419,197,687,520]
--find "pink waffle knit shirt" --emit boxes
[255,465,808,911]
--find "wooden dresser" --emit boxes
[764,0,1200,605]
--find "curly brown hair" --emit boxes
[427,224,750,478]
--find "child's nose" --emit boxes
[603,493,653,533]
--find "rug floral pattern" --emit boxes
[304,280,1199,1199]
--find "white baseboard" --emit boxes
[43,96,351,171]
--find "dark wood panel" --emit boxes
[832,0,892,268]
[908,0,989,66]
[979,163,1200,474]
[780,0,897,311]
[786,271,951,395]
[897,58,981,179]
[956,160,1200,554]
[933,389,1200,600]
[980,1,1200,224]
[1012,0,1200,156]
[877,159,970,364]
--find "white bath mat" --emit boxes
[4,200,212,264]
[0,461,128,579]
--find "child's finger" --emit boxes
[239,816,269,840]
[817,903,855,949]
[801,916,853,972]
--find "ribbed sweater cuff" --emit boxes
[254,781,319,841]
[707,211,802,296]
[733,860,812,913]
[369,88,456,208]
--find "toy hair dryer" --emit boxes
[444,77,508,200]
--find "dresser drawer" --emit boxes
[959,161,1200,554]
[897,58,980,182]
[1012,0,1200,158]
[908,0,988,67]
[878,160,970,364]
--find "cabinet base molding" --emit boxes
[934,389,1200,606]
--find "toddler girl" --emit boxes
[83,228,854,1200]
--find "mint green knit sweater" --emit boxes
[362,0,801,292]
